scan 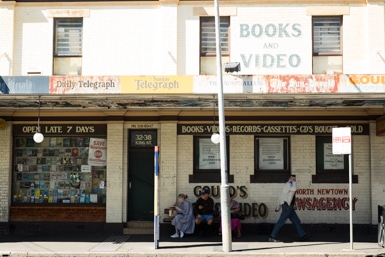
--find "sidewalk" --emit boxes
[0,224,384,257]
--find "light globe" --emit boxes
[33,132,44,143]
[211,133,220,144]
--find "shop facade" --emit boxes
[1,0,385,233]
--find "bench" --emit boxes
[163,208,220,224]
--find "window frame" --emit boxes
[189,135,233,183]
[312,16,343,56]
[53,18,83,58]
[200,16,230,57]
[312,136,358,183]
[250,136,291,183]
[12,136,107,206]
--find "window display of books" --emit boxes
[13,137,106,205]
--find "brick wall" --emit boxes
[173,132,372,224]
[10,206,105,222]
[159,123,177,221]
[106,122,124,223]
[0,123,11,223]
[6,2,385,76]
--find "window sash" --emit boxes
[200,17,230,56]
[313,17,342,55]
[255,137,289,171]
[54,18,83,56]
[316,136,348,172]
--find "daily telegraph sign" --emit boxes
[177,124,369,135]
[2,75,385,94]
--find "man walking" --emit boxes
[269,175,310,242]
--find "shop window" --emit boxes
[13,136,106,205]
[312,136,358,183]
[189,136,233,183]
[200,16,230,75]
[53,18,83,75]
[312,16,342,74]
[250,137,290,183]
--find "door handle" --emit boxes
[129,181,132,189]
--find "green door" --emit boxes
[127,130,156,221]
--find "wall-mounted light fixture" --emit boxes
[224,62,241,73]
[33,96,44,143]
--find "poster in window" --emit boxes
[259,138,284,170]
[198,138,220,169]
[324,143,344,170]
[88,138,107,166]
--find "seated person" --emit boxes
[170,193,195,238]
[219,197,242,237]
[194,189,214,235]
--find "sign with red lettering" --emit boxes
[332,127,351,154]
[88,138,107,166]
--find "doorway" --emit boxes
[127,130,157,221]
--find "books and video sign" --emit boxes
[13,136,106,205]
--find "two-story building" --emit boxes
[1,0,385,234]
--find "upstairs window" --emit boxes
[313,16,342,56]
[54,18,83,56]
[53,18,83,75]
[200,17,230,56]
[200,17,230,74]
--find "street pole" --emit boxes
[349,154,353,250]
[213,0,232,252]
[154,146,160,249]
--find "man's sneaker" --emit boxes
[170,233,179,238]
[300,234,311,241]
[180,231,184,238]
[268,237,281,242]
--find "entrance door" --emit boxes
[127,130,157,221]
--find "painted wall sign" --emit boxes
[13,124,107,136]
[193,185,268,218]
[50,76,120,94]
[376,115,385,136]
[296,188,358,211]
[0,75,384,95]
[121,76,193,94]
[0,76,49,94]
[234,21,306,74]
[177,124,369,135]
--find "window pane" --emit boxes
[13,136,106,205]
[258,138,284,170]
[313,17,341,54]
[201,17,229,55]
[55,18,83,56]
[198,138,220,169]
[255,137,289,171]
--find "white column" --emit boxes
[106,122,124,223]
[0,2,15,75]
[366,1,385,73]
[0,122,12,223]
[159,122,177,222]
[160,0,178,74]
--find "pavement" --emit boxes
[0,224,384,257]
